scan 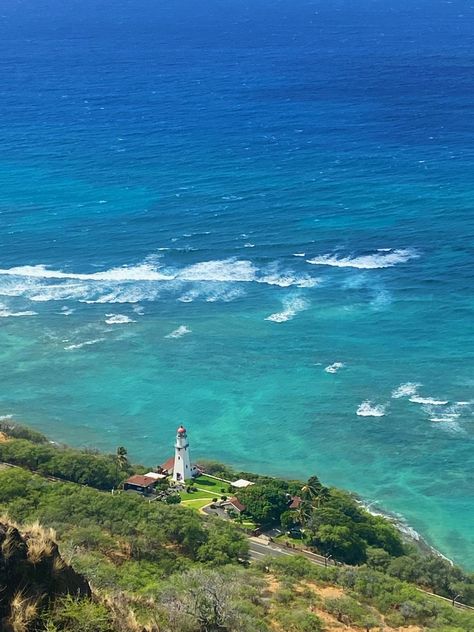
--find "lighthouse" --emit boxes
[172,425,193,482]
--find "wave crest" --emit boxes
[165,325,191,339]
[0,258,319,305]
[356,401,386,417]
[307,248,418,269]
[265,296,308,323]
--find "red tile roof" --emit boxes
[161,457,174,472]
[228,497,246,512]
[125,475,158,488]
[289,496,302,510]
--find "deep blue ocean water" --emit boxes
[0,0,473,566]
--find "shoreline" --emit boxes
[0,419,459,568]
[356,498,454,564]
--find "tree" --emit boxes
[300,476,323,502]
[366,547,391,572]
[310,524,367,565]
[236,483,288,526]
[315,486,331,507]
[295,500,314,529]
[197,521,249,566]
[324,596,366,626]
[115,446,129,478]
[162,568,259,632]
[280,510,297,531]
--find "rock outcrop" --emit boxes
[0,520,91,631]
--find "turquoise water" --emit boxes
[0,0,473,566]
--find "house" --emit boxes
[288,496,302,510]
[123,474,159,495]
[222,497,246,514]
[160,456,175,476]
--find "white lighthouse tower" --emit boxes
[172,425,194,482]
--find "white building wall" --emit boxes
[173,427,193,482]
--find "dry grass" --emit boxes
[0,431,9,442]
[102,593,162,632]
[267,577,425,632]
[8,591,42,632]
[24,521,56,563]
[1,527,25,561]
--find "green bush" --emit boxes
[45,596,112,632]
[275,609,324,631]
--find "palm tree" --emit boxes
[300,475,323,503]
[315,486,331,508]
[295,499,313,528]
[116,446,129,473]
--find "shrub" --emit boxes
[165,494,181,505]
[275,609,324,632]
[45,596,112,632]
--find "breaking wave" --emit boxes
[324,362,345,374]
[392,382,421,398]
[0,258,319,305]
[64,338,105,351]
[306,248,418,269]
[356,401,386,417]
[0,304,37,318]
[409,395,449,406]
[265,296,308,323]
[105,314,135,325]
[165,325,191,339]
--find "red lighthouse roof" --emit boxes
[177,425,186,434]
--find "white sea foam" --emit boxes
[165,325,191,339]
[60,306,74,316]
[392,382,421,398]
[324,362,345,374]
[64,338,105,351]
[0,414,13,421]
[356,401,386,417]
[0,258,319,304]
[409,395,449,406]
[105,314,135,325]
[243,243,255,248]
[293,253,305,257]
[178,259,256,283]
[265,296,308,323]
[0,303,37,318]
[306,248,418,269]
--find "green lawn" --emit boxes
[177,475,232,511]
[179,489,216,501]
[194,474,230,494]
[180,497,214,511]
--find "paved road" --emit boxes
[248,538,294,562]
[248,536,333,568]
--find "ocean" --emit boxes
[0,0,473,567]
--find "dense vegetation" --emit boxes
[235,476,404,564]
[0,425,474,631]
[1,494,473,631]
[0,423,135,489]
